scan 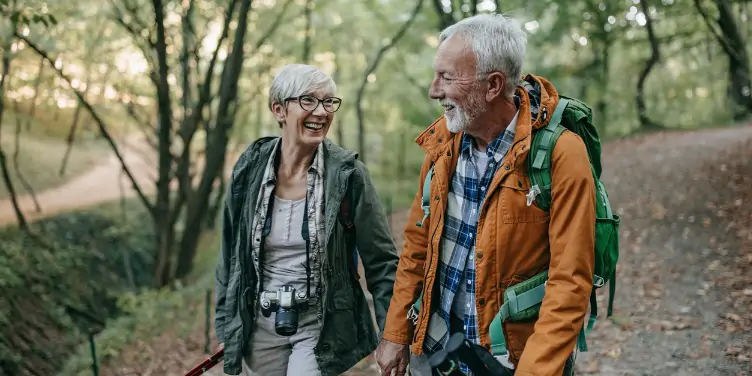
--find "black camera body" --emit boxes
[428,333,511,376]
[259,285,310,336]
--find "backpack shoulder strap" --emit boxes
[339,187,355,231]
[528,98,569,211]
[339,175,359,280]
[416,164,435,228]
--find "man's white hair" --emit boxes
[439,14,527,96]
[268,64,336,110]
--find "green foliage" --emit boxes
[0,0,58,27]
[59,274,215,376]
[0,200,155,376]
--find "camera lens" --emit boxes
[274,308,299,336]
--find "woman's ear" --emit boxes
[271,101,286,123]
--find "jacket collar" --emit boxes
[232,136,358,186]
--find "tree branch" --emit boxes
[636,0,665,129]
[170,0,239,228]
[693,0,742,62]
[250,0,295,52]
[302,0,313,63]
[355,0,424,163]
[11,101,41,212]
[0,21,28,231]
[431,0,454,30]
[17,33,155,214]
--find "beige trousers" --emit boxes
[241,308,321,376]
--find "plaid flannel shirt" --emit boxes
[250,138,327,320]
[423,113,518,374]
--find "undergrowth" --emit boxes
[0,199,154,376]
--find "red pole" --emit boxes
[183,348,224,376]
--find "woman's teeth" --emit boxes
[304,122,324,131]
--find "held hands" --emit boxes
[374,338,410,376]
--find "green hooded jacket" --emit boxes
[214,137,399,375]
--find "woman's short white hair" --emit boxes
[439,14,527,96]
[268,64,337,110]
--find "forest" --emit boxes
[0,0,750,375]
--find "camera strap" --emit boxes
[257,185,314,302]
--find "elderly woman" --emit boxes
[214,64,399,376]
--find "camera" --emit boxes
[259,285,310,336]
[428,333,510,376]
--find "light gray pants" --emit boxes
[408,352,432,376]
[241,308,321,376]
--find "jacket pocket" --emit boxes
[327,273,358,352]
[499,176,550,224]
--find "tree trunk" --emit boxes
[695,0,752,120]
[718,1,752,119]
[25,56,44,131]
[0,28,29,231]
[302,0,313,63]
[636,0,664,129]
[11,101,41,212]
[174,0,254,280]
[152,0,178,288]
[59,65,92,176]
[333,54,344,146]
[205,175,225,230]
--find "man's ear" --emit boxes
[485,72,506,102]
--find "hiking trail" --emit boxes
[0,134,157,227]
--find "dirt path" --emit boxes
[571,125,752,376]
[0,134,158,227]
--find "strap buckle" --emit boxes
[526,185,541,206]
[593,275,605,288]
[407,306,419,326]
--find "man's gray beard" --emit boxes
[445,94,485,134]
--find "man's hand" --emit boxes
[374,338,410,376]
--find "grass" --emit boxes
[0,107,112,199]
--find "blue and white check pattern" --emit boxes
[423,115,517,366]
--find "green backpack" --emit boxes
[512,95,621,352]
[411,95,620,355]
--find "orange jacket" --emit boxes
[382,75,596,376]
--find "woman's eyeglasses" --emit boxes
[284,95,342,113]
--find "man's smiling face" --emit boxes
[429,34,487,134]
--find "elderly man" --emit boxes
[374,14,596,376]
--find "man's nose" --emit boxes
[429,77,442,100]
